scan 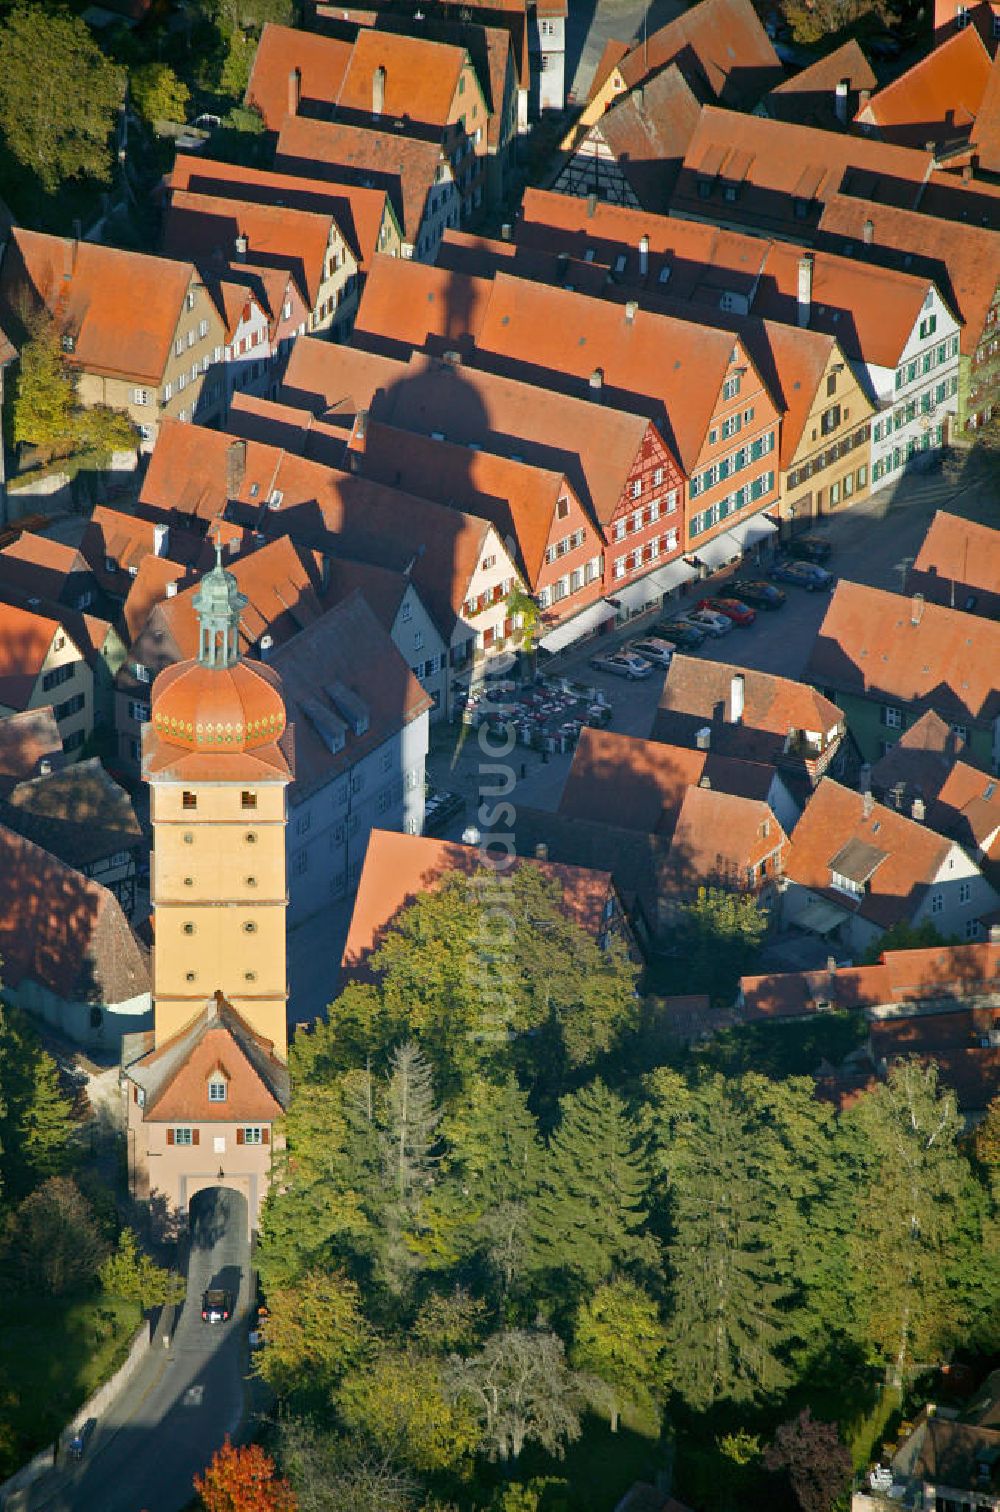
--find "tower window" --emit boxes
[185,970,196,982]
[243,921,257,934]
[245,831,257,844]
[246,876,257,887]
[182,791,197,810]
[183,877,193,887]
[183,832,194,845]
[241,791,257,810]
[208,1075,227,1102]
[182,922,195,936]
[245,970,257,982]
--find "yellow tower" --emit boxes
[143,545,292,1059]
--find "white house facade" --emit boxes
[868,282,961,493]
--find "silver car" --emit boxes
[589,651,654,680]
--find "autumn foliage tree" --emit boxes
[764,1409,852,1512]
[194,1437,297,1512]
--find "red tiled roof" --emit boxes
[929,761,1000,856]
[352,253,494,359]
[785,777,954,931]
[817,195,1000,359]
[226,392,348,469]
[805,579,1000,728]
[913,510,1000,596]
[654,653,844,761]
[613,0,782,107]
[166,152,394,273]
[740,940,1000,1020]
[140,1002,287,1120]
[337,27,469,128]
[0,823,148,1003]
[245,21,352,129]
[1,230,196,385]
[855,25,991,149]
[162,189,336,308]
[275,114,444,243]
[0,707,63,787]
[0,601,62,711]
[341,828,615,976]
[764,40,877,130]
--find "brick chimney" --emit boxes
[225,438,247,500]
[835,78,849,125]
[728,672,745,724]
[797,254,814,328]
[288,67,301,117]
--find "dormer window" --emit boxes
[208,1074,228,1103]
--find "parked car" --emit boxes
[770,559,834,591]
[201,1288,234,1323]
[628,636,676,666]
[697,596,756,627]
[589,651,653,680]
[681,608,733,638]
[785,535,832,563]
[656,617,707,648]
[728,578,786,609]
[423,785,465,836]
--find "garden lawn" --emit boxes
[0,1294,141,1477]
[482,1408,665,1511]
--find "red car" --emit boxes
[697,595,756,627]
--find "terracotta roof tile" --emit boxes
[275,114,445,242]
[352,253,493,359]
[913,509,1000,595]
[805,579,1000,728]
[668,782,787,887]
[0,600,62,711]
[870,708,972,805]
[134,998,288,1119]
[928,761,1000,855]
[817,195,1000,359]
[0,823,148,1003]
[0,230,195,385]
[581,64,701,208]
[855,25,991,149]
[0,707,64,788]
[227,392,348,469]
[763,40,877,130]
[785,777,955,930]
[559,726,778,832]
[162,189,339,308]
[587,37,630,103]
[654,653,844,761]
[342,827,615,977]
[337,27,468,128]
[81,503,224,597]
[246,21,352,129]
[972,49,1000,172]
[614,0,782,107]
[672,105,1000,236]
[2,757,140,869]
[166,153,393,273]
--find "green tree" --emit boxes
[651,1073,805,1409]
[676,887,769,1003]
[276,1418,418,1512]
[1,1175,108,1294]
[255,1268,369,1399]
[0,1003,75,1198]
[448,1329,581,1465]
[507,583,542,666]
[528,1080,651,1290]
[571,1278,667,1432]
[844,1061,978,1383]
[99,1228,184,1308]
[412,1288,486,1354]
[130,62,190,126]
[860,919,951,963]
[784,0,896,45]
[338,1346,481,1475]
[0,8,124,192]
[12,318,76,451]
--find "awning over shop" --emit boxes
[647,558,699,594]
[731,512,779,551]
[794,895,850,936]
[693,529,742,572]
[538,599,617,654]
[611,575,663,615]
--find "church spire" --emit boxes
[193,536,248,669]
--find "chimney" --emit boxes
[288,66,301,117]
[587,192,597,218]
[38,759,52,777]
[863,789,874,818]
[728,673,745,724]
[534,842,548,860]
[372,64,386,117]
[234,232,248,261]
[624,300,638,324]
[699,773,712,788]
[863,218,874,246]
[827,954,837,976]
[990,923,1000,944]
[859,87,871,109]
[797,254,814,328]
[153,521,170,558]
[356,408,369,444]
[911,796,926,822]
[165,580,179,598]
[835,78,850,124]
[259,633,274,661]
[695,725,711,750]
[226,437,247,499]
[63,236,77,282]
[501,222,512,241]
[589,367,604,394]
[859,762,872,793]
[911,592,925,626]
[639,234,649,276]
